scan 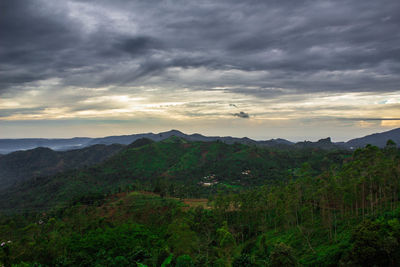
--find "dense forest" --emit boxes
[0,139,399,266]
[0,137,350,211]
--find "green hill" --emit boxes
[0,144,399,266]
[0,144,124,189]
[0,138,350,211]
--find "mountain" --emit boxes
[1,139,399,266]
[0,144,124,190]
[346,127,400,148]
[1,127,398,154]
[86,129,264,146]
[1,130,289,153]
[295,137,346,150]
[0,138,350,210]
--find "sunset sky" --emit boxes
[1,0,400,141]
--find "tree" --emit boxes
[175,255,194,267]
[0,241,11,267]
[346,219,396,266]
[167,219,199,256]
[216,221,236,265]
[269,243,297,267]
[386,139,397,147]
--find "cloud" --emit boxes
[1,0,400,139]
[1,0,400,95]
[114,36,163,57]
[233,111,250,119]
[338,117,400,121]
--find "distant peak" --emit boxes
[318,137,332,143]
[166,129,184,134]
[158,129,185,136]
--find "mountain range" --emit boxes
[1,128,399,154]
[0,136,351,210]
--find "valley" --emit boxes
[0,131,399,266]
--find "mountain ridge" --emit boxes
[0,137,351,210]
[0,143,124,189]
[346,127,400,148]
[0,128,398,154]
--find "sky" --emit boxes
[1,0,400,141]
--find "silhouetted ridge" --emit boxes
[318,137,332,144]
[2,128,399,153]
[346,127,400,148]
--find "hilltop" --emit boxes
[0,144,124,189]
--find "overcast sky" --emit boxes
[1,0,400,141]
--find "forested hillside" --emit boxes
[0,140,399,266]
[0,144,124,189]
[0,137,350,211]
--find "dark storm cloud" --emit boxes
[115,36,163,56]
[0,0,79,89]
[1,0,400,98]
